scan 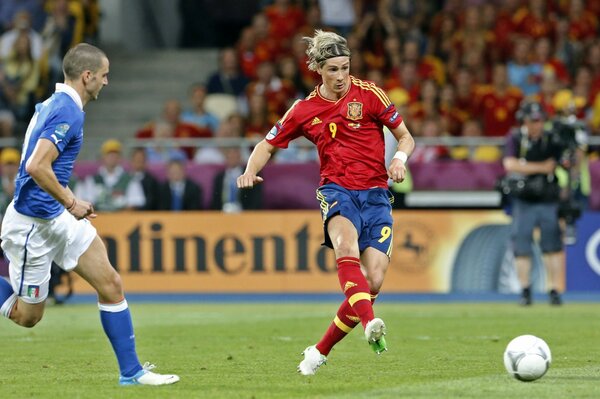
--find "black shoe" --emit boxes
[549,289,562,306]
[520,287,532,306]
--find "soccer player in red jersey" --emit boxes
[237,30,415,375]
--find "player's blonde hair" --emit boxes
[303,30,351,71]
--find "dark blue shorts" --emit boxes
[511,199,562,256]
[316,183,394,256]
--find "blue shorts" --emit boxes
[316,183,394,256]
[511,199,562,256]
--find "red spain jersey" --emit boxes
[266,76,403,190]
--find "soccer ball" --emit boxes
[503,335,552,381]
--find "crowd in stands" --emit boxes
[133,0,600,169]
[0,0,99,137]
[2,0,600,213]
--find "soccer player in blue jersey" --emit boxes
[0,43,179,386]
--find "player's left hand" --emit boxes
[388,159,407,183]
[237,173,264,189]
[68,198,97,220]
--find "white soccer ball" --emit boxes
[503,335,552,381]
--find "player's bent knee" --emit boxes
[364,261,388,292]
[97,270,124,300]
[367,272,385,292]
[15,313,43,328]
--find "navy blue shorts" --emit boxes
[316,183,394,256]
[511,199,562,256]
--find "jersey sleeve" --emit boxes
[39,106,82,153]
[367,84,403,129]
[265,99,303,149]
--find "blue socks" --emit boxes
[99,299,142,377]
[0,278,17,318]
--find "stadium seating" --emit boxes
[203,94,239,121]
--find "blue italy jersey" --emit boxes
[13,84,85,219]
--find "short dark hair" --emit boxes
[62,43,107,80]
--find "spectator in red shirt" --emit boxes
[565,0,598,45]
[251,13,281,65]
[475,63,523,137]
[246,61,297,118]
[512,0,555,40]
[408,79,440,135]
[450,5,497,72]
[385,61,421,102]
[245,93,277,139]
[492,0,520,59]
[237,27,259,79]
[533,37,570,86]
[530,69,561,118]
[402,38,445,86]
[585,40,600,104]
[263,0,305,52]
[428,11,458,70]
[571,65,593,118]
[453,67,478,119]
[439,83,469,137]
[291,32,319,92]
[461,44,490,85]
[298,4,323,37]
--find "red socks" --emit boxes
[316,291,379,356]
[316,299,356,355]
[314,257,376,356]
[336,256,374,327]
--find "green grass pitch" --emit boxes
[1,302,599,398]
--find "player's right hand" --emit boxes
[237,173,264,189]
[68,198,97,220]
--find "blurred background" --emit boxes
[1,0,600,299]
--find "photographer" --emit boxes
[551,93,589,238]
[502,101,564,306]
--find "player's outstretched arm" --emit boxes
[388,121,415,183]
[237,139,277,188]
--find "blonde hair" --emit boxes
[303,30,351,71]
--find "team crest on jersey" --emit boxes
[347,102,363,120]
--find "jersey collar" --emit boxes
[55,83,83,111]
